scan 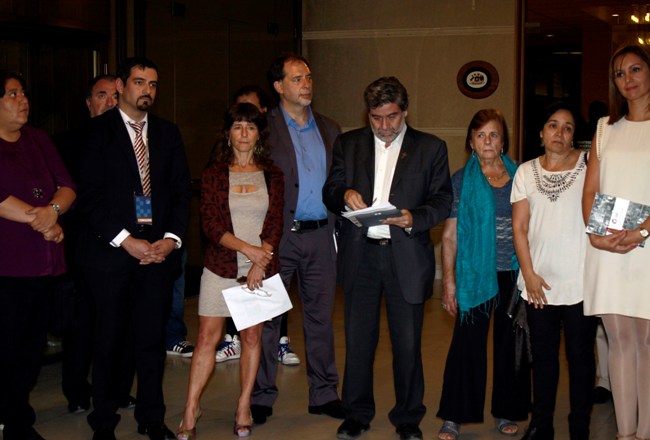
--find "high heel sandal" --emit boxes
[495,418,519,436]
[233,410,253,437]
[438,420,460,440]
[176,409,202,440]
[615,434,635,440]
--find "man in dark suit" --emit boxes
[76,58,191,440]
[57,74,137,415]
[323,77,453,440]
[250,53,344,423]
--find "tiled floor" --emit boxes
[23,281,617,439]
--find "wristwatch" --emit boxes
[49,203,61,214]
[640,228,649,240]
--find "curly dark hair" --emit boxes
[212,102,272,170]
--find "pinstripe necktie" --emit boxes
[127,121,151,196]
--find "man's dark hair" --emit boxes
[232,84,270,109]
[266,52,310,97]
[363,76,409,111]
[116,57,158,85]
[85,74,117,99]
[0,70,27,98]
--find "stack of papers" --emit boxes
[342,202,401,227]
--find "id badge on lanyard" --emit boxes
[134,193,153,225]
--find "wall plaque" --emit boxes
[456,60,499,99]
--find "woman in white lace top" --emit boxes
[512,102,596,440]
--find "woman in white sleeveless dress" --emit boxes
[582,45,650,440]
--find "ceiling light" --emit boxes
[638,36,645,44]
[632,14,640,23]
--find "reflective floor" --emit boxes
[24,281,617,440]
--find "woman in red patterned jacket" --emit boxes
[177,103,284,439]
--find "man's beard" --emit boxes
[373,123,404,144]
[136,95,153,111]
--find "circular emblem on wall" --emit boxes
[456,60,499,99]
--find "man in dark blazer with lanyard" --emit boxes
[76,57,191,440]
[323,77,453,440]
[250,53,345,423]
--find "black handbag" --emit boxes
[506,281,532,373]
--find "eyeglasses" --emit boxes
[240,285,272,297]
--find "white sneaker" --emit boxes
[278,336,301,366]
[216,334,241,363]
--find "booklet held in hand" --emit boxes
[342,202,402,227]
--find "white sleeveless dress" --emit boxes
[583,117,650,320]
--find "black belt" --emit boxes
[365,236,391,246]
[291,218,328,233]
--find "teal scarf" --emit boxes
[456,153,518,318]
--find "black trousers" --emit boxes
[527,301,597,440]
[83,260,175,431]
[342,241,426,426]
[61,267,135,408]
[0,276,52,438]
[437,271,531,423]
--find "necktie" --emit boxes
[127,121,151,196]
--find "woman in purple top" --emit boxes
[0,70,76,439]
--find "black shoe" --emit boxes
[336,419,370,440]
[250,404,273,425]
[137,423,176,440]
[118,395,137,409]
[28,428,46,440]
[92,429,116,440]
[593,386,612,404]
[308,399,346,419]
[520,425,554,440]
[2,426,46,440]
[396,423,423,440]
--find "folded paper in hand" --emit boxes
[342,202,401,227]
[222,274,292,331]
[586,192,650,247]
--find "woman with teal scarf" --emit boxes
[437,109,531,440]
